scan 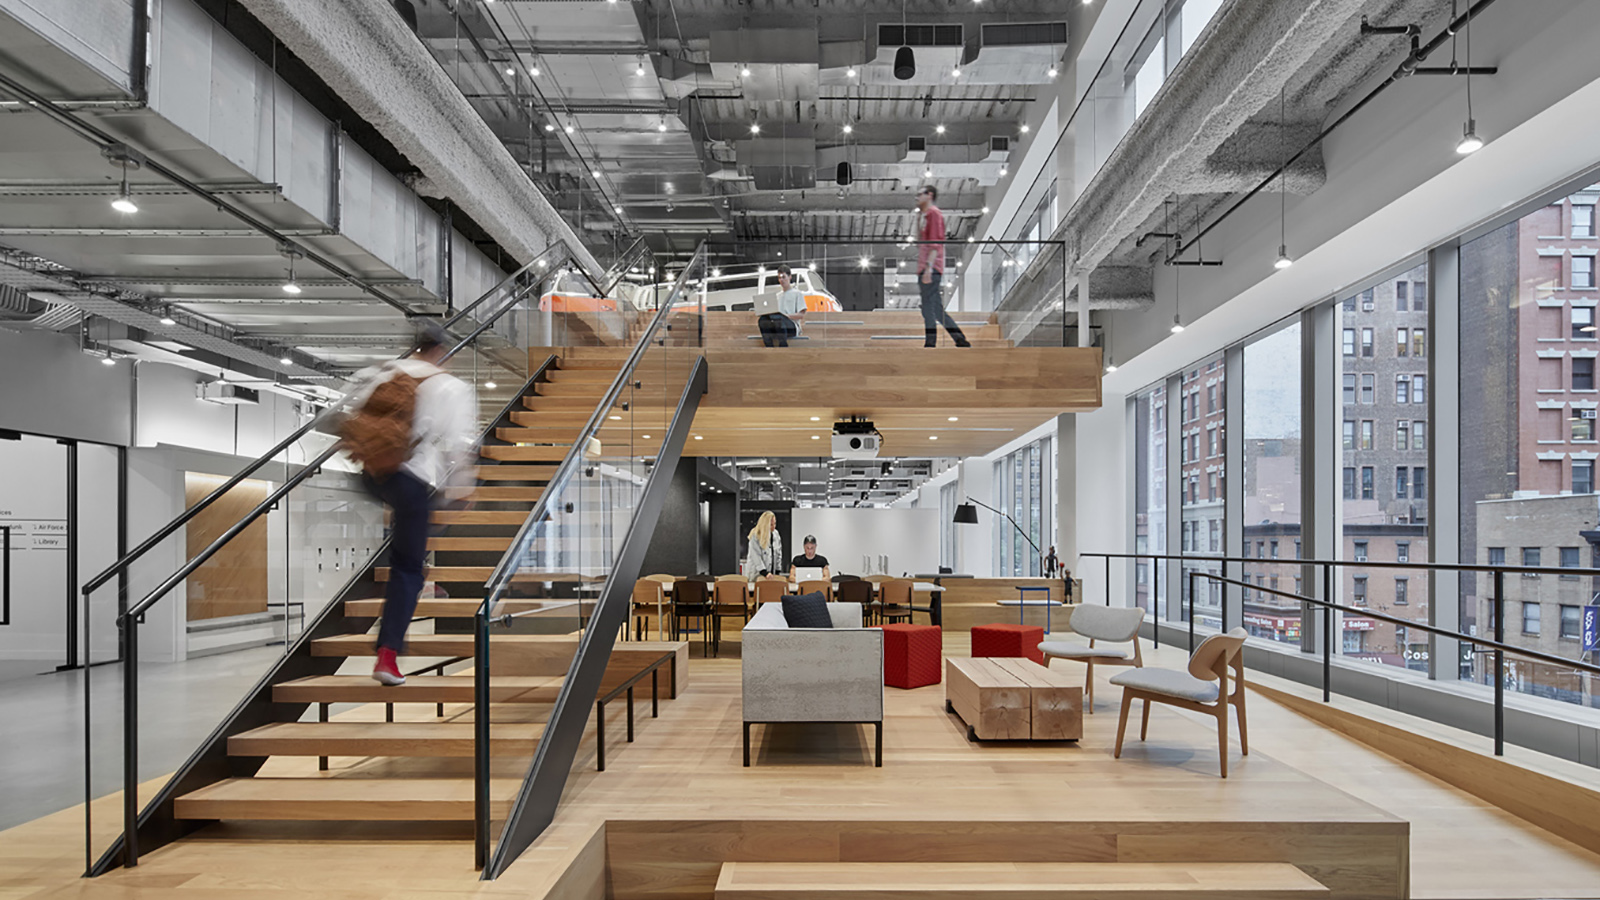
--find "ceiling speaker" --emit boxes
[894,46,915,80]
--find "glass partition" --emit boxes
[1133,382,1168,617]
[476,246,706,868]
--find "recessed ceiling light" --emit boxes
[842,123,853,134]
[642,434,651,439]
[935,124,946,134]
[159,315,176,326]
[505,67,515,77]
[609,415,622,420]
[750,122,761,134]
[846,67,857,78]
[741,65,752,77]
[929,435,938,440]
[485,380,498,389]
[280,355,293,365]
[948,416,959,421]
[811,435,821,440]
[694,435,703,440]
[981,206,990,214]
[810,416,821,421]
[1020,123,1031,134]
[859,256,870,267]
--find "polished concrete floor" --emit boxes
[0,646,282,830]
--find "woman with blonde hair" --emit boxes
[743,511,783,581]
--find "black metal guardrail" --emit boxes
[1080,551,1600,756]
[474,243,710,877]
[595,652,677,772]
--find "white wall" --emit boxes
[791,507,939,578]
[0,328,132,445]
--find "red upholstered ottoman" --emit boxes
[876,624,943,689]
[971,623,1046,665]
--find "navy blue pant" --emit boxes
[918,270,969,347]
[759,313,798,347]
[364,469,433,652]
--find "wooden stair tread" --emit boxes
[713,862,1329,899]
[474,464,559,481]
[377,566,496,582]
[523,395,609,409]
[173,777,518,821]
[430,509,529,525]
[229,722,544,757]
[342,597,552,617]
[465,486,546,502]
[480,445,570,462]
[272,674,564,704]
[427,536,516,552]
[311,632,579,658]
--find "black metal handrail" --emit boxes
[80,240,577,600]
[1081,550,1600,757]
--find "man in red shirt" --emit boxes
[915,186,971,348]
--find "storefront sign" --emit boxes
[1584,604,1599,653]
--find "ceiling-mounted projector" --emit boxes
[832,417,881,459]
[198,382,260,405]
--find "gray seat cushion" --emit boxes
[1038,641,1130,660]
[1110,667,1219,703]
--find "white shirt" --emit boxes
[349,358,478,492]
[776,287,806,331]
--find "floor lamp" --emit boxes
[953,497,1042,571]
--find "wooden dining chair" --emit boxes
[878,579,913,625]
[631,579,665,641]
[798,579,832,601]
[834,579,874,625]
[752,579,788,606]
[711,579,749,656]
[671,578,713,657]
[1111,627,1249,777]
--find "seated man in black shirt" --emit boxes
[788,534,831,581]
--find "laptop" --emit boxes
[793,567,826,583]
[752,291,784,315]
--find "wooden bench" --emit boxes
[713,861,1330,899]
[945,657,1082,741]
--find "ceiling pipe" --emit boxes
[1166,0,1503,261]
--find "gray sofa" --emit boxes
[741,601,884,766]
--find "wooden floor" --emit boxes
[5,640,1600,899]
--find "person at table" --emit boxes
[789,535,831,581]
[744,510,783,581]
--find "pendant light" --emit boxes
[1456,1,1484,154]
[894,1,915,80]
[1275,86,1294,269]
[110,160,138,214]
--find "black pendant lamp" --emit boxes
[836,161,853,186]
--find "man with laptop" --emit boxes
[757,263,806,347]
[789,534,831,581]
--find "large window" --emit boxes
[1341,262,1430,673]
[1460,194,1597,705]
[1180,355,1225,628]
[993,436,1054,577]
[1242,323,1301,647]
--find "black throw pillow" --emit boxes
[781,591,832,629]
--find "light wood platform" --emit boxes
[228,722,545,757]
[271,674,564,704]
[172,777,520,821]
[713,861,1329,899]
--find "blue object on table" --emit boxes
[1016,585,1053,633]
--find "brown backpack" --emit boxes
[340,370,436,477]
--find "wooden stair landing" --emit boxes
[713,862,1329,900]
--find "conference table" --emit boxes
[600,578,944,640]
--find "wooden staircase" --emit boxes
[167,349,657,829]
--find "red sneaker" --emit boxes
[372,647,406,686]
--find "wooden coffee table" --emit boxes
[945,657,1082,741]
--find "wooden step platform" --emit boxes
[480,444,571,462]
[466,485,546,502]
[536,382,609,398]
[713,862,1329,900]
[474,464,559,481]
[228,722,544,757]
[547,368,620,383]
[496,426,584,443]
[524,395,610,410]
[272,674,564,704]
[310,632,575,659]
[173,777,517,821]
[341,597,557,618]
[430,509,529,526]
[426,536,516,552]
[377,566,495,583]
